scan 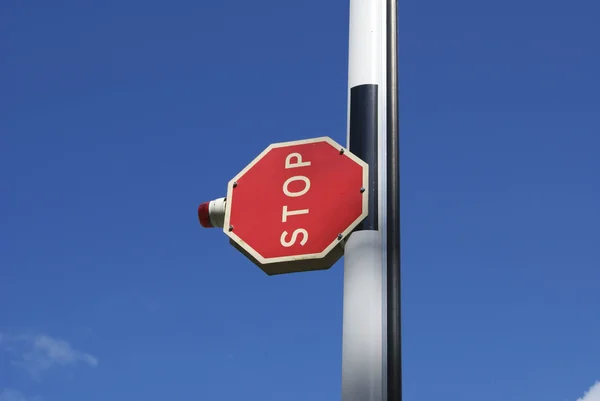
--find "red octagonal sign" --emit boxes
[223,136,368,275]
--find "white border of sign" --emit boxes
[222,136,369,266]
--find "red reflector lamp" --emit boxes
[198,202,212,228]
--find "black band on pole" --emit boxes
[349,84,379,232]
[386,0,401,399]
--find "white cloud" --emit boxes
[0,389,41,401]
[1,332,98,378]
[34,335,97,367]
[578,382,600,401]
[19,334,98,376]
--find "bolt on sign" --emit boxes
[223,136,369,275]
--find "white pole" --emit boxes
[341,0,388,400]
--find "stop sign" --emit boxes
[223,136,368,275]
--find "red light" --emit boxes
[198,202,212,228]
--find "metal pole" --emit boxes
[341,0,400,399]
[341,0,388,400]
[386,0,401,399]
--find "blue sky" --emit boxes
[1,0,599,400]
